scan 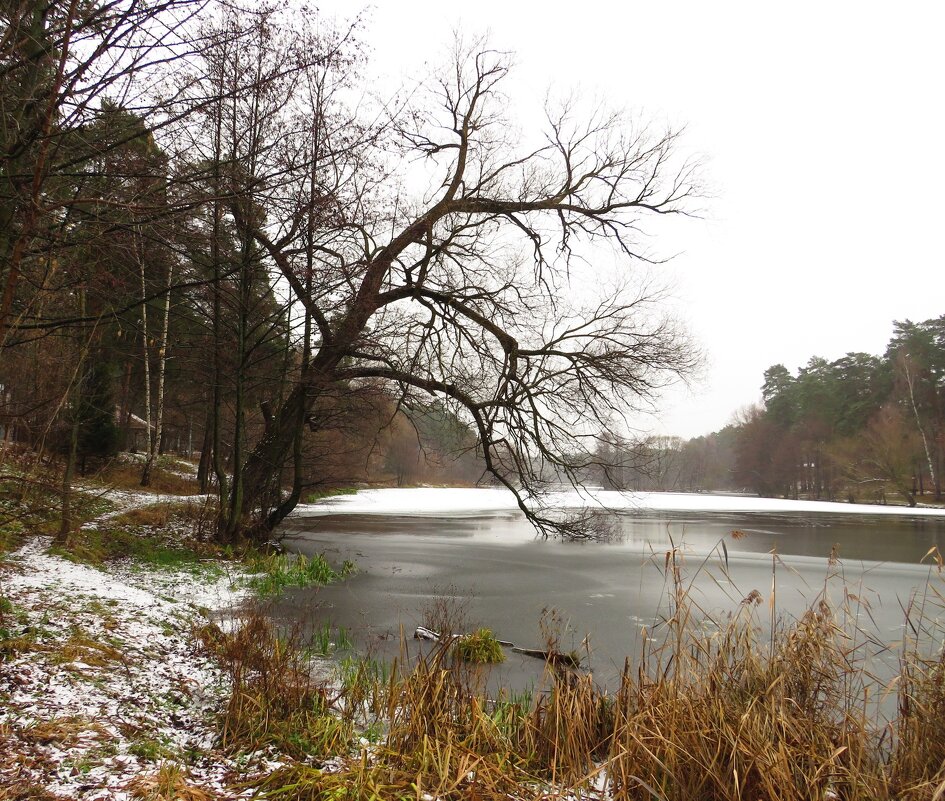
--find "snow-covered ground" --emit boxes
[0,492,250,799]
[296,486,945,518]
[76,487,215,530]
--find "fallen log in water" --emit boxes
[511,646,582,668]
[413,626,513,648]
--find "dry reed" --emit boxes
[205,550,945,801]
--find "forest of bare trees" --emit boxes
[0,0,700,541]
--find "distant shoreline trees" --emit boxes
[738,316,944,505]
[607,315,943,506]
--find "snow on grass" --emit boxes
[77,488,215,529]
[0,535,250,799]
[296,486,945,518]
[112,451,201,479]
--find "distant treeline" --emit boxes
[596,315,944,506]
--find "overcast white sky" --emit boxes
[317,0,945,438]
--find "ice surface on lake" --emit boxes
[296,487,945,517]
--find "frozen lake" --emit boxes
[274,488,945,693]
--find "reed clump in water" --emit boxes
[214,549,945,800]
[609,577,882,799]
[197,612,351,760]
[454,628,506,664]
[888,591,945,800]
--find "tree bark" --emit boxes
[904,359,936,489]
[142,263,172,485]
[138,232,153,482]
[57,285,87,543]
[197,403,213,493]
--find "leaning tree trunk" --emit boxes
[236,380,310,536]
[235,347,354,540]
[903,360,936,491]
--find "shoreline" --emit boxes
[4,484,945,800]
[295,486,945,519]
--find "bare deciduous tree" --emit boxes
[234,41,701,537]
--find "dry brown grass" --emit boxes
[21,716,108,747]
[202,552,945,801]
[889,604,945,800]
[107,500,221,540]
[0,782,65,801]
[197,612,351,760]
[98,463,200,496]
[126,762,217,801]
[112,504,179,527]
[48,631,127,669]
[607,606,881,799]
[0,722,71,801]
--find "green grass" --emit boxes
[0,596,32,661]
[303,487,358,504]
[245,552,355,598]
[0,470,114,555]
[48,503,226,577]
[306,622,353,657]
[338,654,392,689]
[50,527,204,569]
[454,627,505,663]
[128,735,178,762]
[336,655,392,722]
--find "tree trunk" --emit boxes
[936,441,942,500]
[224,232,253,541]
[57,285,87,543]
[58,406,80,542]
[197,403,213,492]
[904,359,936,489]
[0,2,73,348]
[118,359,133,450]
[237,379,309,533]
[236,354,350,539]
[209,77,229,537]
[266,281,314,532]
[142,263,172,485]
[138,234,153,483]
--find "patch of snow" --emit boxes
[295,487,522,516]
[294,487,945,518]
[113,452,200,479]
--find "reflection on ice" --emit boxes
[278,488,945,698]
